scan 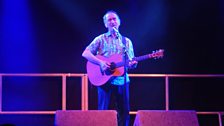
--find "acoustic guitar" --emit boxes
[86,49,164,86]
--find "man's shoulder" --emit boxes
[94,33,107,40]
[122,36,132,42]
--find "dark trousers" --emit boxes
[97,82,130,126]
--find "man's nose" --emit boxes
[111,19,117,23]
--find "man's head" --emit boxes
[103,10,121,31]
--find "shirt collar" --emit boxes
[105,31,111,37]
[105,31,121,38]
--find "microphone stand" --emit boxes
[122,37,129,125]
[115,28,127,87]
[122,37,127,90]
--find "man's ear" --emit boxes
[104,23,108,28]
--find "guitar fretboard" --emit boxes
[114,54,150,68]
[133,54,150,61]
[112,49,164,69]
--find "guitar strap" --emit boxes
[121,36,126,46]
[121,36,127,57]
[121,36,128,85]
[121,36,128,59]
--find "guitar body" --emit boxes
[87,54,124,86]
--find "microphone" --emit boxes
[113,27,119,37]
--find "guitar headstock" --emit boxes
[150,49,164,59]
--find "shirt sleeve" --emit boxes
[125,38,135,60]
[86,36,101,55]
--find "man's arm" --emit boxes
[82,49,110,71]
[126,38,138,69]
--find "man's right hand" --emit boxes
[99,61,111,74]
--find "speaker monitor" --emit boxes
[134,110,199,126]
[55,110,117,126]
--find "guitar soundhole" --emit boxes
[105,62,116,75]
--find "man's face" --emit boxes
[104,13,120,31]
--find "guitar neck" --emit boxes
[133,54,151,62]
[114,54,151,68]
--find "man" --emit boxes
[82,10,137,126]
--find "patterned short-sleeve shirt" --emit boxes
[86,32,135,85]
